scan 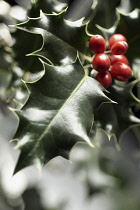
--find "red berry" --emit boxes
[111,41,128,55]
[110,54,129,65]
[95,71,112,88]
[89,35,106,54]
[92,53,111,72]
[109,34,127,48]
[110,62,132,81]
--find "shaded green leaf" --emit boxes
[16,11,90,65]
[28,0,67,18]
[116,9,140,63]
[129,0,140,11]
[12,29,43,72]
[94,81,140,141]
[14,58,111,173]
[118,0,140,13]
[87,0,121,35]
[64,0,94,21]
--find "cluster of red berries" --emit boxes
[89,34,132,88]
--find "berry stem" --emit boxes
[80,53,92,63]
[84,64,92,75]
[104,50,111,54]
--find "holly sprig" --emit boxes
[9,1,140,172]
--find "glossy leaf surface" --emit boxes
[16,11,90,65]
[28,0,67,18]
[14,58,110,173]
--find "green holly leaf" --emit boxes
[115,9,140,63]
[87,0,121,35]
[12,29,43,72]
[28,0,66,18]
[94,81,140,141]
[129,0,140,11]
[16,11,90,65]
[14,58,111,173]
[64,0,94,22]
[118,0,140,13]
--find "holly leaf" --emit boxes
[64,0,94,21]
[94,81,140,141]
[16,11,90,65]
[118,0,140,13]
[87,0,121,35]
[12,29,43,73]
[115,9,140,63]
[129,0,140,11]
[0,99,18,142]
[28,0,67,18]
[13,58,111,173]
